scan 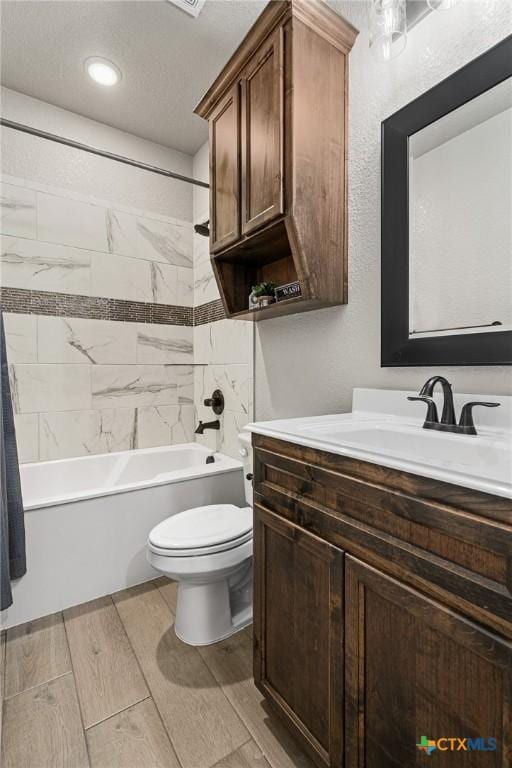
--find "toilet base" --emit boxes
[175,609,252,646]
[173,560,252,646]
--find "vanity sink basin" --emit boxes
[298,422,510,484]
[247,388,512,498]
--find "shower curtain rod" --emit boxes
[0,118,209,189]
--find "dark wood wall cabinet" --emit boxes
[195,0,358,321]
[252,434,512,768]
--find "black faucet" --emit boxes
[408,376,500,436]
[195,419,220,434]
[419,376,457,425]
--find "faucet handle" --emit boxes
[407,395,439,427]
[458,401,500,435]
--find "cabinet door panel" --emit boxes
[254,503,344,768]
[241,26,284,236]
[345,556,512,768]
[209,86,240,253]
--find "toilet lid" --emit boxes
[149,504,252,552]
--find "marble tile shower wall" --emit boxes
[193,229,254,458]
[0,177,194,304]
[1,175,195,462]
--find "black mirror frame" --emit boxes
[381,34,512,367]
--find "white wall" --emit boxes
[254,0,512,421]
[1,87,193,221]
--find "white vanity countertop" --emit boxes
[246,388,512,500]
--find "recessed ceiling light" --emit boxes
[85,57,121,87]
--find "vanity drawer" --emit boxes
[253,435,512,637]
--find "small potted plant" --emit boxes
[249,281,276,309]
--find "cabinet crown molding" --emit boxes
[194,0,358,119]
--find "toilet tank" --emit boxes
[238,432,253,507]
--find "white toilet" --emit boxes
[147,432,253,646]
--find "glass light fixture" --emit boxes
[85,57,121,87]
[369,0,407,62]
[426,0,460,9]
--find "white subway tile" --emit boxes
[91,365,179,409]
[136,218,193,267]
[136,324,193,364]
[14,413,39,463]
[37,192,108,251]
[137,404,194,448]
[194,258,219,305]
[1,236,91,295]
[91,252,152,303]
[176,365,194,404]
[38,317,137,364]
[150,261,178,305]
[177,267,194,307]
[106,209,137,258]
[3,314,37,364]
[39,408,136,460]
[10,364,91,414]
[0,183,37,239]
[194,320,253,365]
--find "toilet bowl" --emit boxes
[147,433,253,646]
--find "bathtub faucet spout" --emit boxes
[195,419,220,434]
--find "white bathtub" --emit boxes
[2,444,245,629]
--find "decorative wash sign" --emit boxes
[275,281,301,302]
[166,0,206,18]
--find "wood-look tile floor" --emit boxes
[0,578,314,768]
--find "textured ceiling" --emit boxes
[0,0,267,155]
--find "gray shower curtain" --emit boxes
[0,312,26,611]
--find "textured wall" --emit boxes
[1,87,194,221]
[254,0,512,422]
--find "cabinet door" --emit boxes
[345,556,512,768]
[209,85,240,253]
[254,503,344,768]
[241,26,284,236]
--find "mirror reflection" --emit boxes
[408,77,512,338]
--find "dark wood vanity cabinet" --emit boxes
[252,434,512,768]
[254,505,344,767]
[344,558,511,768]
[195,1,358,320]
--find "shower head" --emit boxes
[194,220,209,237]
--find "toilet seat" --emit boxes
[148,504,252,557]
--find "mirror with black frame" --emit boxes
[381,34,512,367]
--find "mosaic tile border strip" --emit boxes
[0,288,229,326]
[0,287,193,326]
[193,298,226,326]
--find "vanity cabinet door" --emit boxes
[254,503,344,768]
[240,25,284,236]
[209,85,241,253]
[345,556,512,768]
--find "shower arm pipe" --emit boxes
[0,118,209,189]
